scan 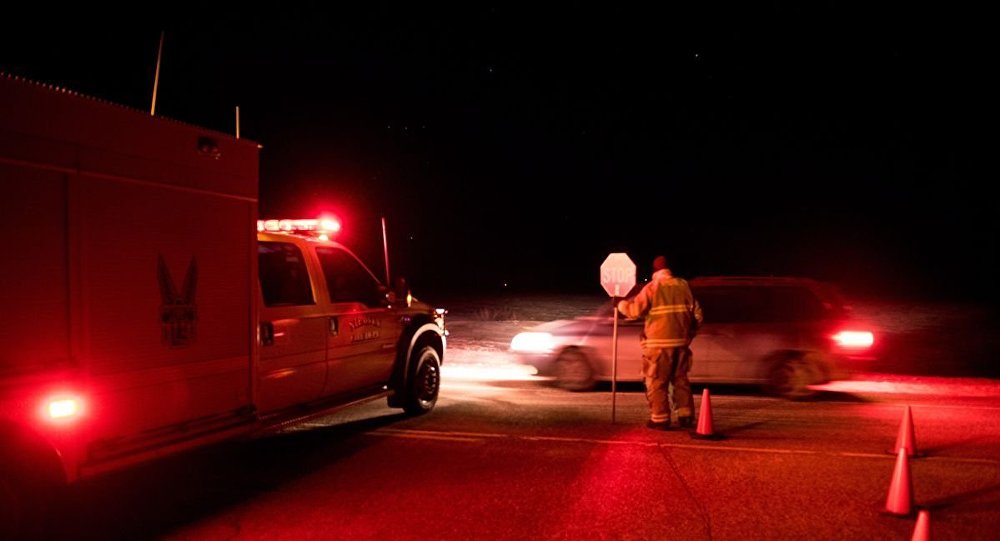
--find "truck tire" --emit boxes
[402,346,441,415]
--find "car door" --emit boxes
[690,286,758,381]
[315,245,399,396]
[256,240,328,414]
[693,286,796,382]
[578,303,645,381]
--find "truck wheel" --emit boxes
[403,346,441,415]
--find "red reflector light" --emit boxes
[833,330,874,348]
[46,396,82,421]
[49,399,78,418]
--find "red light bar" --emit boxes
[257,218,341,236]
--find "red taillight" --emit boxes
[42,395,84,423]
[832,330,874,349]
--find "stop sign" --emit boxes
[600,253,636,297]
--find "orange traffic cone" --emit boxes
[884,447,915,516]
[910,509,931,541]
[888,405,923,458]
[690,388,722,440]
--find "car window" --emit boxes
[694,286,764,323]
[315,246,383,306]
[694,285,829,323]
[768,286,827,321]
[258,242,315,307]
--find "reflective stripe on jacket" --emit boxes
[617,270,703,348]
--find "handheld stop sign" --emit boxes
[600,253,636,422]
[600,253,636,297]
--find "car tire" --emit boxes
[554,349,595,391]
[402,346,441,415]
[768,355,819,400]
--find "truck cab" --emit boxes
[254,219,446,420]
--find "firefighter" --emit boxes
[617,255,703,430]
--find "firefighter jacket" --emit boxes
[617,270,703,349]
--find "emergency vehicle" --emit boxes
[0,74,445,537]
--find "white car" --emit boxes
[510,276,876,399]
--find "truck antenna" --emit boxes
[381,216,391,286]
[150,31,165,116]
[235,105,240,138]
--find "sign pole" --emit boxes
[600,253,634,425]
[611,290,619,423]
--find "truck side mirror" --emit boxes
[393,276,411,307]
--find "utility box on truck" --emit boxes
[0,74,260,528]
[0,74,445,538]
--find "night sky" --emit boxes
[2,4,992,301]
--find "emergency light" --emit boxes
[257,218,342,240]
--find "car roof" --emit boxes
[690,275,827,288]
[689,275,848,307]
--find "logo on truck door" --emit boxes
[158,255,198,347]
[348,316,381,343]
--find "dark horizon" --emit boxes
[1,5,992,303]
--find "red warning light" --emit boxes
[319,217,341,234]
[257,217,341,239]
[42,394,84,423]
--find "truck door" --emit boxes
[257,241,328,414]
[315,246,399,397]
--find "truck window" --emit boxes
[258,242,315,307]
[315,246,383,306]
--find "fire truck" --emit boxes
[0,74,446,537]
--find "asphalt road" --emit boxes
[46,360,1000,541]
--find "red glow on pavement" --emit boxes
[816,374,1000,397]
[543,430,657,536]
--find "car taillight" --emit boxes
[832,330,874,349]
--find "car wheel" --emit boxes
[403,346,441,415]
[554,349,595,391]
[768,355,819,400]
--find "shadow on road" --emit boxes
[49,411,412,541]
[922,482,1000,513]
[800,390,872,403]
